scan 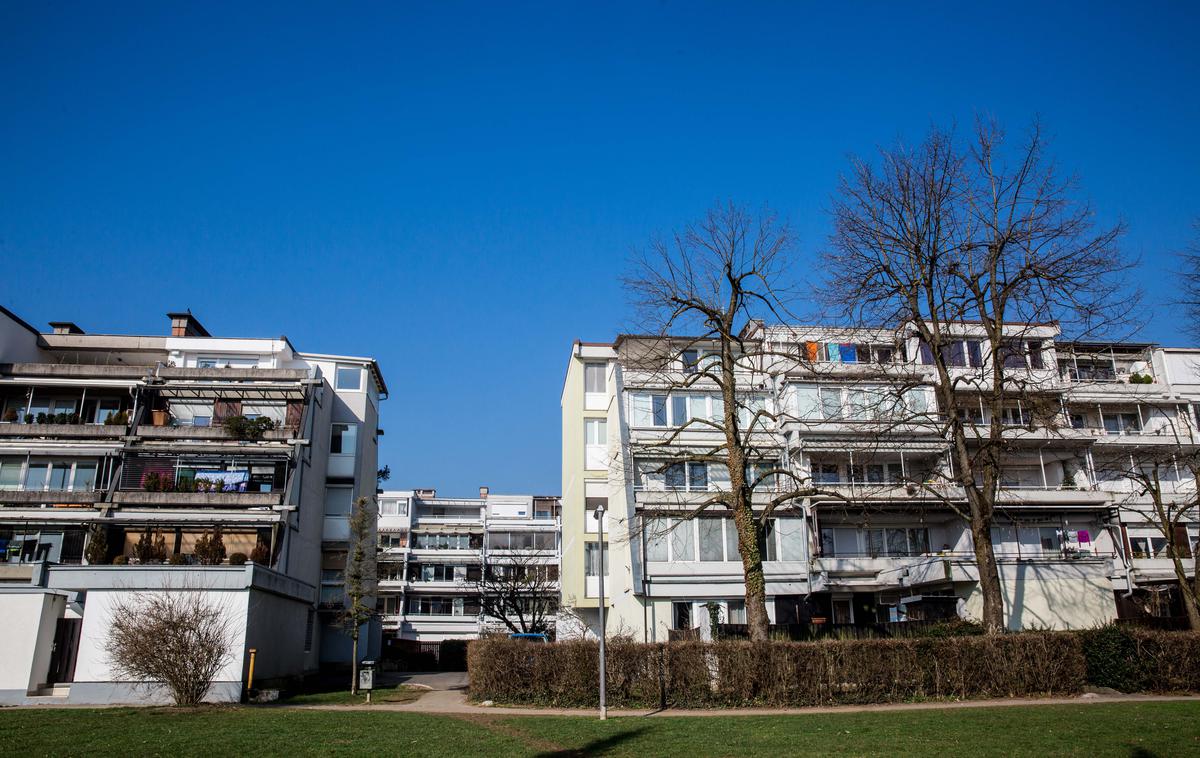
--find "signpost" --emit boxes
[359,660,375,704]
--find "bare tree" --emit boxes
[624,202,827,642]
[1094,421,1200,630]
[823,118,1136,632]
[1180,221,1200,340]
[474,551,558,635]
[104,590,235,706]
[342,496,377,693]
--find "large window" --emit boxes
[644,516,801,562]
[584,419,607,469]
[584,542,608,577]
[820,526,931,558]
[335,365,363,391]
[330,423,358,455]
[630,393,723,428]
[324,486,353,516]
[412,533,474,550]
[584,363,606,394]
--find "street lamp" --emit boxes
[595,502,607,721]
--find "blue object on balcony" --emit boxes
[510,633,549,643]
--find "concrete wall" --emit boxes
[0,307,46,362]
[963,560,1118,631]
[0,591,65,702]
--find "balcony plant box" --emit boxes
[151,409,169,426]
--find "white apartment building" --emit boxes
[560,324,1200,641]
[376,487,560,649]
[0,306,385,704]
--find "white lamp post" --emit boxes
[595,502,607,720]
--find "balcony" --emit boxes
[0,422,128,439]
[135,424,297,442]
[0,489,103,506]
[112,490,282,507]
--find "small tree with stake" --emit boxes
[342,496,378,694]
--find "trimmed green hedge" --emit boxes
[1080,627,1200,693]
[468,632,1086,708]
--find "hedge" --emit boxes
[468,632,1087,708]
[1080,627,1200,693]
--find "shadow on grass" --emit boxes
[532,726,647,758]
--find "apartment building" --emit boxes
[559,325,1200,641]
[376,487,560,646]
[0,305,385,704]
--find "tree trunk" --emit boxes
[1169,551,1200,631]
[968,496,1006,634]
[732,500,770,641]
[350,633,359,694]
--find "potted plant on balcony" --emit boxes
[2,408,17,423]
[151,408,169,426]
[250,540,270,564]
[193,527,227,565]
[221,415,276,441]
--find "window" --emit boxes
[1000,407,1031,426]
[324,486,353,516]
[777,518,804,561]
[335,365,363,391]
[0,460,23,490]
[727,600,747,624]
[585,497,609,534]
[670,518,695,561]
[681,349,699,374]
[380,498,409,516]
[813,463,840,484]
[664,462,707,491]
[967,340,983,368]
[330,423,358,456]
[71,462,97,491]
[819,387,842,419]
[645,518,668,561]
[585,419,607,446]
[699,519,724,561]
[1039,527,1062,552]
[584,362,606,393]
[584,542,608,576]
[673,601,692,629]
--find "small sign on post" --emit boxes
[359,660,375,704]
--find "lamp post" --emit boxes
[595,502,607,721]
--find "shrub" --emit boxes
[193,528,227,565]
[1080,624,1141,691]
[221,415,276,441]
[103,410,129,426]
[468,633,1086,708]
[1081,625,1200,693]
[112,555,129,565]
[2,408,17,422]
[84,525,108,565]
[104,590,236,706]
[228,552,248,566]
[249,540,270,564]
[439,639,469,671]
[168,554,187,566]
[132,528,168,564]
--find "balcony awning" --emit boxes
[0,377,140,390]
[152,382,307,401]
[798,439,946,454]
[0,443,121,456]
[410,525,482,534]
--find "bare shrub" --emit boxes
[104,591,236,706]
[468,633,1088,708]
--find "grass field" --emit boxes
[1,701,1197,756]
[280,684,423,705]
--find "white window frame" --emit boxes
[335,364,364,392]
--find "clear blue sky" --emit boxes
[2,2,1198,496]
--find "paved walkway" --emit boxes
[378,671,467,691]
[290,688,1200,718]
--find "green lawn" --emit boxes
[0,701,1197,757]
[281,683,423,705]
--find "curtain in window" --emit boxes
[839,344,857,362]
[792,385,820,419]
[805,342,820,362]
[826,344,842,363]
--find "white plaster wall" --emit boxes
[0,593,64,693]
[0,310,46,362]
[963,561,1117,630]
[73,588,249,696]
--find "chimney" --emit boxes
[479,486,489,499]
[48,321,85,335]
[167,311,211,337]
[415,488,436,499]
